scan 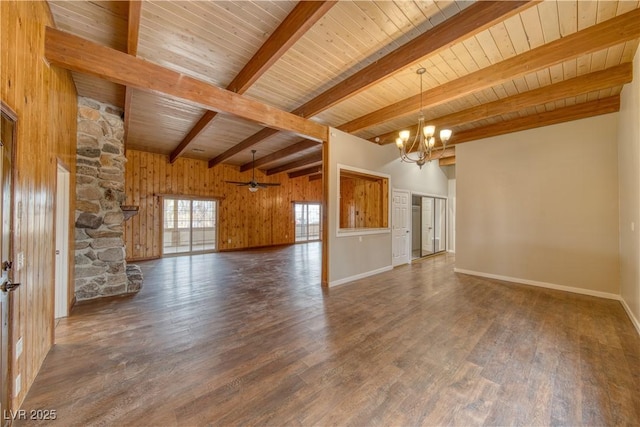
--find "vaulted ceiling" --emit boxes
[47,0,640,175]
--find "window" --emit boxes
[294,202,321,242]
[163,197,217,255]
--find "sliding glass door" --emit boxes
[294,202,321,242]
[163,197,217,255]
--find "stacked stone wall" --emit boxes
[74,97,140,299]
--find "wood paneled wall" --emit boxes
[1,0,77,409]
[124,150,322,260]
[339,176,388,229]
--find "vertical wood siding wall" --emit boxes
[1,0,78,409]
[339,176,388,229]
[124,150,322,260]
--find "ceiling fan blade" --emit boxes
[225,180,250,186]
[257,182,281,188]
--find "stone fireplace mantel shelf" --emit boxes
[121,205,139,221]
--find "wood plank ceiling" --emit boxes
[48,0,640,173]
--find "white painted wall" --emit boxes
[328,129,450,286]
[456,113,621,298]
[618,51,640,333]
[446,166,456,253]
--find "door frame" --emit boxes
[0,101,17,420]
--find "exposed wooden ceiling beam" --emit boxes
[374,62,633,144]
[209,128,280,168]
[266,151,323,176]
[309,173,322,182]
[439,157,456,167]
[341,8,640,134]
[220,1,537,163]
[288,165,322,179]
[438,147,456,159]
[127,0,141,56]
[240,139,319,172]
[171,1,335,164]
[292,0,536,117]
[44,27,328,143]
[450,96,620,146]
[230,1,335,94]
[123,0,142,146]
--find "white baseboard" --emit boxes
[620,297,640,337]
[329,265,393,287]
[447,250,456,254]
[453,268,620,300]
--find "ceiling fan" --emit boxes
[225,150,281,192]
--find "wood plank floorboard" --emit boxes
[16,243,640,426]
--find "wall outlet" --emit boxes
[15,374,21,396]
[16,337,22,358]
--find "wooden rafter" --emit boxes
[266,151,322,176]
[292,0,536,118]
[169,1,335,164]
[216,1,537,166]
[127,1,141,56]
[449,96,620,146]
[341,8,640,134]
[44,27,328,143]
[288,165,322,179]
[123,0,142,145]
[209,128,280,168]
[374,62,633,144]
[309,173,322,182]
[439,157,456,167]
[240,139,319,172]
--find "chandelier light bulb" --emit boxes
[399,130,411,141]
[423,125,435,138]
[440,129,452,143]
[395,137,404,149]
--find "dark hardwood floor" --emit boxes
[17,243,640,426]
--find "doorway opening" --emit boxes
[162,197,218,255]
[412,195,446,259]
[294,202,321,242]
[55,164,70,319]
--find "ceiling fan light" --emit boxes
[423,125,435,138]
[249,186,258,193]
[399,130,411,141]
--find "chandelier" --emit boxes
[395,68,452,168]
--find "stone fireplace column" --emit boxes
[74,97,142,300]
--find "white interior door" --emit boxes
[55,164,69,319]
[392,189,410,266]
